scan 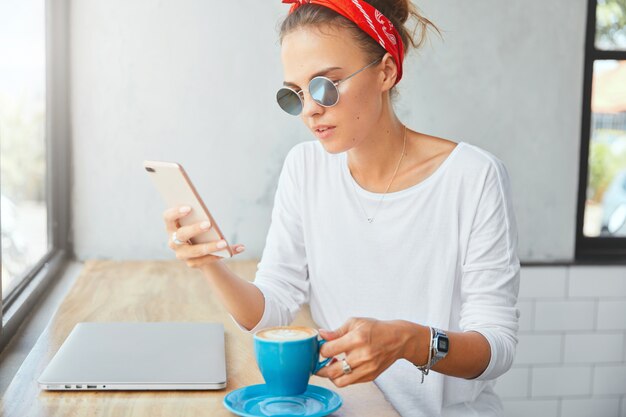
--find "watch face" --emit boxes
[437,337,449,353]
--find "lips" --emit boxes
[312,125,336,140]
[312,125,335,133]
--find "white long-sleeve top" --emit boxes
[233,139,521,417]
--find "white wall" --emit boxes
[69,0,588,262]
[70,0,298,260]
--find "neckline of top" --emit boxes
[340,141,465,200]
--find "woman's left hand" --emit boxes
[315,317,413,387]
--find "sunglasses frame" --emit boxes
[277,56,382,116]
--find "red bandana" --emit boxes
[282,0,405,84]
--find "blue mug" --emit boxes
[254,326,331,396]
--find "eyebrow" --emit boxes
[283,66,343,88]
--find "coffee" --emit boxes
[254,325,330,396]
[256,326,317,341]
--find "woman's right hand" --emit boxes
[163,205,245,269]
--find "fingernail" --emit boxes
[236,246,245,252]
[200,221,211,229]
[179,206,191,213]
[216,240,227,249]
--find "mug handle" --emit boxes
[314,339,332,374]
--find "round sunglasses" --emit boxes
[276,57,382,116]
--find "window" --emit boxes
[1,0,69,349]
[577,0,626,259]
[0,1,51,300]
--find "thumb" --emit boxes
[319,322,350,341]
[318,329,337,340]
[231,244,246,254]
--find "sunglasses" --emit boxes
[276,57,382,116]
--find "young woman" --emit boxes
[163,1,520,415]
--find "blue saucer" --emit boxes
[223,384,342,417]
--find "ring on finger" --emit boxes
[341,358,352,375]
[172,231,185,246]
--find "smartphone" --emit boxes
[143,160,232,258]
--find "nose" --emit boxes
[300,89,324,118]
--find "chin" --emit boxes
[317,139,350,155]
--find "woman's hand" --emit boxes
[162,205,246,269]
[316,317,423,388]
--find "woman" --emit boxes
[163,1,520,416]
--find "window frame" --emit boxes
[575,0,626,261]
[0,0,71,352]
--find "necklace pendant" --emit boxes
[351,125,407,227]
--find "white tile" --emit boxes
[494,367,529,398]
[569,266,626,297]
[519,266,567,299]
[514,334,561,365]
[517,301,534,331]
[597,300,626,330]
[564,333,624,363]
[531,366,592,397]
[534,301,595,331]
[561,398,620,417]
[593,365,626,395]
[502,399,558,417]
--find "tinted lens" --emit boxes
[309,77,339,107]
[276,88,303,115]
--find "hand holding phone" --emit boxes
[144,160,245,262]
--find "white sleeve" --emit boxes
[230,144,309,333]
[459,155,521,380]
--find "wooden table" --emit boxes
[1,260,400,416]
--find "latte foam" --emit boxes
[256,326,317,341]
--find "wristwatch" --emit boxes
[429,327,449,367]
[416,326,449,383]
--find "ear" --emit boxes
[379,52,398,92]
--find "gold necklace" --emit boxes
[348,125,407,223]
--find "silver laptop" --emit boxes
[38,322,226,391]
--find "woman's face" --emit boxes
[281,25,387,154]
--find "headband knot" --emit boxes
[281,0,404,84]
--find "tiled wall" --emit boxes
[494,266,626,417]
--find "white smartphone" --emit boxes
[143,160,232,258]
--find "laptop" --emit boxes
[38,322,227,391]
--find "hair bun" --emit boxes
[368,0,410,25]
[366,0,441,50]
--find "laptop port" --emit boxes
[87,385,97,389]
[75,385,82,388]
